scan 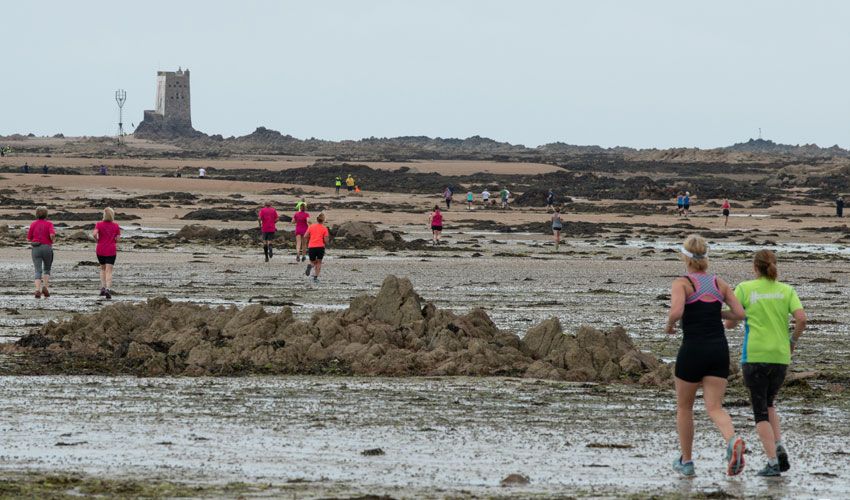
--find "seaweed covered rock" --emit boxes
[6,276,672,386]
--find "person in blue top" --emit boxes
[676,193,684,217]
[683,192,692,217]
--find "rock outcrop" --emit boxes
[5,276,672,386]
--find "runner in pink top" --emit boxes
[257,201,279,262]
[292,205,311,262]
[721,198,731,227]
[428,205,444,245]
[92,207,121,299]
[26,206,55,299]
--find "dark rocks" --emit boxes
[5,276,672,387]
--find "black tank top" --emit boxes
[681,274,726,344]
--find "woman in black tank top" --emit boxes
[664,235,746,477]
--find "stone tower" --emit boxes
[135,68,198,138]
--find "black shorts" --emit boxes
[97,254,116,265]
[722,209,730,216]
[308,247,325,261]
[743,363,787,423]
[677,204,683,210]
[684,204,690,210]
[347,185,354,192]
[431,225,443,231]
[674,341,730,382]
[262,231,276,241]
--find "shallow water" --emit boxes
[1,375,847,497]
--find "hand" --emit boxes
[665,322,676,335]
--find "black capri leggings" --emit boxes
[743,363,787,423]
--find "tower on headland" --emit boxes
[135,67,201,138]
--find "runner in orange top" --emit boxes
[303,213,329,283]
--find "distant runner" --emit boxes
[837,196,845,217]
[466,191,474,210]
[676,192,684,217]
[443,187,453,210]
[345,174,355,193]
[100,165,109,176]
[546,189,555,211]
[93,207,121,300]
[429,205,443,245]
[482,189,490,206]
[721,198,731,227]
[257,201,279,262]
[335,176,342,195]
[665,235,747,477]
[500,187,510,209]
[725,250,807,477]
[292,203,310,262]
[683,192,691,217]
[304,213,329,283]
[198,167,206,179]
[551,206,563,251]
[26,206,55,299]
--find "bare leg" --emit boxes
[768,407,782,442]
[34,279,42,293]
[100,265,107,288]
[702,376,735,441]
[295,235,302,258]
[42,274,50,290]
[104,264,113,289]
[313,260,322,278]
[436,230,441,243]
[756,420,777,460]
[675,377,699,462]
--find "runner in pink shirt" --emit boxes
[428,205,444,245]
[257,201,279,262]
[292,204,311,262]
[92,207,121,300]
[26,206,55,299]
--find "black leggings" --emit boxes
[743,363,787,423]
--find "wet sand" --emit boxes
[2,162,849,497]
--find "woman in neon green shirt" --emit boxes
[725,249,806,477]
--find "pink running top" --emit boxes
[722,200,731,209]
[684,273,724,304]
[431,211,443,226]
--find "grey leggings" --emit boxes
[31,245,54,279]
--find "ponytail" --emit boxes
[753,249,778,280]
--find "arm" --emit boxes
[92,228,100,241]
[323,233,329,247]
[665,280,686,334]
[790,308,807,352]
[718,278,745,322]
[26,224,33,242]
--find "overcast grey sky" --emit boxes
[2,1,849,148]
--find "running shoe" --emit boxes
[776,444,790,472]
[104,289,112,300]
[672,456,695,477]
[41,286,50,298]
[726,435,746,476]
[757,462,781,477]
[312,277,319,284]
[100,287,107,297]
[34,290,41,299]
[301,255,306,262]
[305,264,313,277]
[265,256,269,262]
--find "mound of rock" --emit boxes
[6,276,672,386]
[171,224,293,245]
[330,221,408,250]
[182,208,292,222]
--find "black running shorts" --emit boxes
[308,247,325,261]
[431,225,443,231]
[262,231,276,241]
[674,341,730,383]
[97,254,116,265]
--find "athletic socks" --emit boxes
[768,457,779,467]
[775,439,784,448]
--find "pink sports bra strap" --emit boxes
[684,273,724,304]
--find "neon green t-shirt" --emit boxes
[734,278,803,365]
